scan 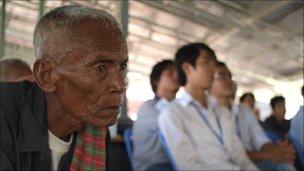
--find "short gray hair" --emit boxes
[33,4,123,60]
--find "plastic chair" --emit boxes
[123,128,134,168]
[265,130,281,142]
[157,130,178,171]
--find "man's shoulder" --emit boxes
[159,100,183,118]
[136,99,156,115]
[0,81,34,117]
[261,116,274,128]
[140,99,156,109]
[1,81,33,97]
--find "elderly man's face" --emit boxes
[53,22,128,127]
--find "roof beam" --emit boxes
[140,0,300,55]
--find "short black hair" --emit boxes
[302,85,304,97]
[208,48,217,62]
[240,92,255,103]
[175,42,216,86]
[150,59,175,93]
[270,96,285,109]
[214,61,227,68]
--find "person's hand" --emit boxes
[276,140,296,164]
[262,141,295,163]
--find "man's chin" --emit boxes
[93,115,118,127]
[106,118,117,127]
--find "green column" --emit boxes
[116,0,132,128]
[38,0,45,19]
[0,0,6,59]
[117,0,129,37]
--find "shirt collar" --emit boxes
[179,90,215,110]
[205,94,238,117]
[155,98,170,111]
[178,90,194,107]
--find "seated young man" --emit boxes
[133,60,179,171]
[158,43,257,170]
[210,61,295,171]
[262,96,291,140]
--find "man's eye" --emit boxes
[97,65,106,72]
[203,60,211,65]
[120,63,127,70]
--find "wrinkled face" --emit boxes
[187,50,215,90]
[157,65,179,94]
[273,101,286,120]
[211,66,234,97]
[54,22,128,127]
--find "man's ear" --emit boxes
[152,80,158,90]
[33,59,57,92]
[182,62,191,76]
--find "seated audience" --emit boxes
[158,43,257,170]
[133,59,179,171]
[0,5,128,170]
[210,61,295,171]
[262,96,290,140]
[0,58,33,82]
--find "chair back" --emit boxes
[157,130,178,171]
[123,128,134,167]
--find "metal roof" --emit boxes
[2,0,303,93]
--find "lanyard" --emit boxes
[190,101,224,145]
[234,114,241,138]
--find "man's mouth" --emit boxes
[103,105,121,114]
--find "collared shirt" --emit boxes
[226,104,271,151]
[290,106,304,160]
[262,115,290,139]
[133,97,170,171]
[158,91,258,170]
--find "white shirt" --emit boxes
[232,105,271,151]
[48,130,73,170]
[158,91,258,170]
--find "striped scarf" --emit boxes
[69,125,107,171]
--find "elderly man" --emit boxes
[0,5,128,171]
[0,58,33,82]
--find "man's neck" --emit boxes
[242,102,252,110]
[215,95,231,110]
[272,113,285,122]
[157,89,176,101]
[45,93,84,141]
[185,84,208,108]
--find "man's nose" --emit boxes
[110,71,126,94]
